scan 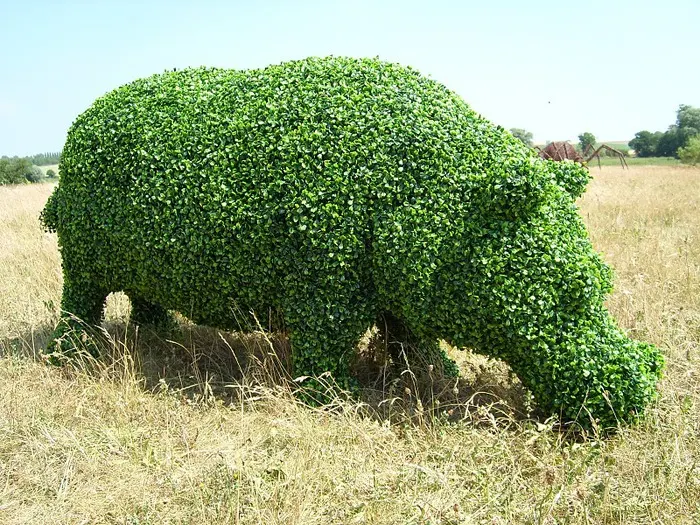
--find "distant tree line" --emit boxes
[0,156,56,185]
[28,151,62,166]
[629,105,700,159]
[511,129,631,158]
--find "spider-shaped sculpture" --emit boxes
[536,141,629,169]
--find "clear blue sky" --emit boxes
[1,0,698,156]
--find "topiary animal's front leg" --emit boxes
[377,312,459,378]
[46,273,109,363]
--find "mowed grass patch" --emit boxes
[1,167,700,523]
[39,164,59,177]
[587,156,681,167]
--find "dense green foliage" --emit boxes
[0,156,44,185]
[46,168,57,178]
[630,105,700,158]
[43,57,663,429]
[509,128,533,147]
[0,157,29,184]
[25,166,44,183]
[629,131,664,157]
[677,104,700,139]
[679,136,700,165]
[656,127,683,157]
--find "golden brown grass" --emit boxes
[1,167,699,524]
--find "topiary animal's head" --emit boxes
[432,180,663,429]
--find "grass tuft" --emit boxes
[1,167,700,523]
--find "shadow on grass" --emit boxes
[0,317,537,430]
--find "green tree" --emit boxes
[629,105,700,159]
[676,104,700,150]
[653,105,700,158]
[509,128,533,147]
[46,168,57,178]
[678,135,700,165]
[677,104,700,137]
[656,127,683,157]
[629,131,663,157]
[578,132,596,153]
[25,166,44,183]
[0,156,33,185]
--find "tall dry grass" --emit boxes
[1,166,699,524]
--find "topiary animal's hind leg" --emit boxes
[377,312,459,378]
[127,294,177,334]
[46,275,109,363]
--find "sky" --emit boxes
[1,0,699,156]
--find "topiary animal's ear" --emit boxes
[471,157,550,219]
[546,159,591,199]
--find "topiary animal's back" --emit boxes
[45,57,662,430]
[50,57,521,330]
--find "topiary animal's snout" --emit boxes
[511,313,664,431]
[594,337,664,425]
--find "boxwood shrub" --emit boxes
[42,56,663,429]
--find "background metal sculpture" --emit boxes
[536,141,629,169]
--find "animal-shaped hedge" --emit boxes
[42,56,663,429]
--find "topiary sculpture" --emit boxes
[41,56,663,429]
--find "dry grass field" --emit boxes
[1,166,699,524]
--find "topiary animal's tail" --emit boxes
[40,188,60,233]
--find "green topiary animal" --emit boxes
[41,56,663,430]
